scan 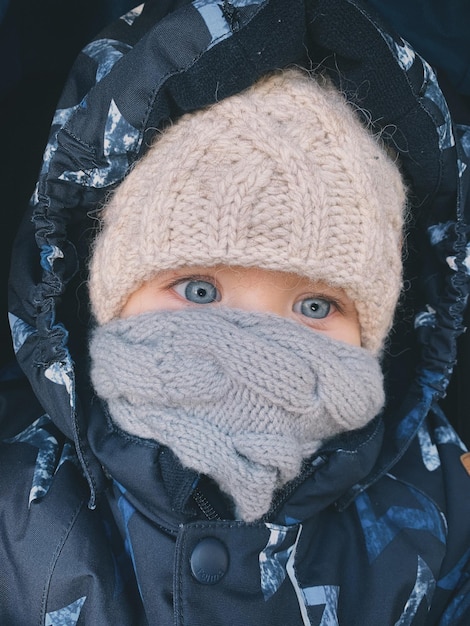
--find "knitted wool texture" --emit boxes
[89,68,406,354]
[89,307,385,521]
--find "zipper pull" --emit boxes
[192,488,222,521]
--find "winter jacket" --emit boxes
[2,0,470,624]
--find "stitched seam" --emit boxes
[39,498,86,625]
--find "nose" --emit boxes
[224,284,289,318]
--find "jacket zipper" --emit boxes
[192,488,222,521]
[265,455,328,520]
[192,456,328,523]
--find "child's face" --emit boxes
[120,266,361,346]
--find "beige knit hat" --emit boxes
[89,68,406,354]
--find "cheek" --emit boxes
[307,315,361,347]
[293,310,361,348]
[120,287,185,317]
[330,319,362,347]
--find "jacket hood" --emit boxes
[7,0,470,509]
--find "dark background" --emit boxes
[0,0,136,369]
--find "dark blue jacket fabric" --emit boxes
[2,1,470,624]
[366,0,470,98]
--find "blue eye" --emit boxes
[174,279,220,304]
[295,297,331,319]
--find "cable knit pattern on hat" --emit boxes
[89,68,406,354]
[90,307,385,521]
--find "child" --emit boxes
[87,68,402,524]
[2,1,470,624]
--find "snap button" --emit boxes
[190,537,229,585]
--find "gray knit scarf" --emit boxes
[90,307,384,521]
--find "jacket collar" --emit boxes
[87,398,385,529]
